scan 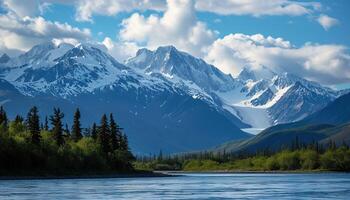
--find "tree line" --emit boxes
[0,106,134,176]
[135,139,350,172]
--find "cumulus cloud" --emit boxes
[0,13,91,54]
[102,37,140,62]
[195,0,321,16]
[317,14,339,30]
[119,0,217,57]
[74,0,165,22]
[205,33,350,85]
[2,0,40,17]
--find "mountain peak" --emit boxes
[126,46,237,92]
[0,53,10,63]
[156,45,178,52]
[136,48,152,56]
[238,67,256,81]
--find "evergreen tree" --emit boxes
[44,116,49,131]
[120,133,129,151]
[64,123,70,136]
[83,127,90,137]
[0,106,8,128]
[26,106,41,145]
[98,114,111,154]
[91,122,97,140]
[14,115,24,124]
[50,108,65,146]
[71,108,82,141]
[109,113,121,151]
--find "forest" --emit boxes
[0,106,135,176]
[135,142,350,172]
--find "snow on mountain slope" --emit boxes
[126,46,239,92]
[0,42,147,97]
[127,48,341,132]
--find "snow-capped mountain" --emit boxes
[0,42,251,154]
[126,47,341,133]
[0,42,131,97]
[126,46,239,92]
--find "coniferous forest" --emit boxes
[0,106,135,176]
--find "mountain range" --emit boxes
[0,42,346,154]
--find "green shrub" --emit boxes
[300,150,319,170]
[277,151,301,170]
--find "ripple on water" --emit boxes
[0,173,349,200]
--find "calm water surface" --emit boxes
[0,173,350,199]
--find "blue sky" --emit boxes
[0,0,349,89]
[39,0,350,48]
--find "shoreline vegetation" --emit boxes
[135,144,350,173]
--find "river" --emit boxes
[1,173,350,199]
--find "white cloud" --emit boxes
[119,0,217,57]
[205,33,350,85]
[102,37,139,62]
[1,0,325,24]
[195,0,321,16]
[0,13,91,54]
[317,14,339,30]
[2,0,40,17]
[74,0,165,22]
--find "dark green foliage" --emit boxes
[26,106,41,145]
[50,108,65,146]
[120,134,129,151]
[64,123,70,136]
[98,114,111,154]
[0,106,8,128]
[71,108,82,142]
[44,116,49,131]
[0,107,134,176]
[109,113,120,151]
[91,123,97,140]
[14,115,23,124]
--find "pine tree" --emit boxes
[14,115,24,124]
[120,133,129,151]
[109,113,121,151]
[26,106,41,145]
[0,106,8,128]
[50,108,65,146]
[71,108,82,142]
[91,122,97,140]
[98,114,111,154]
[44,116,49,131]
[64,123,70,136]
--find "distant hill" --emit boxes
[303,92,350,125]
[215,123,350,154]
[214,92,350,154]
